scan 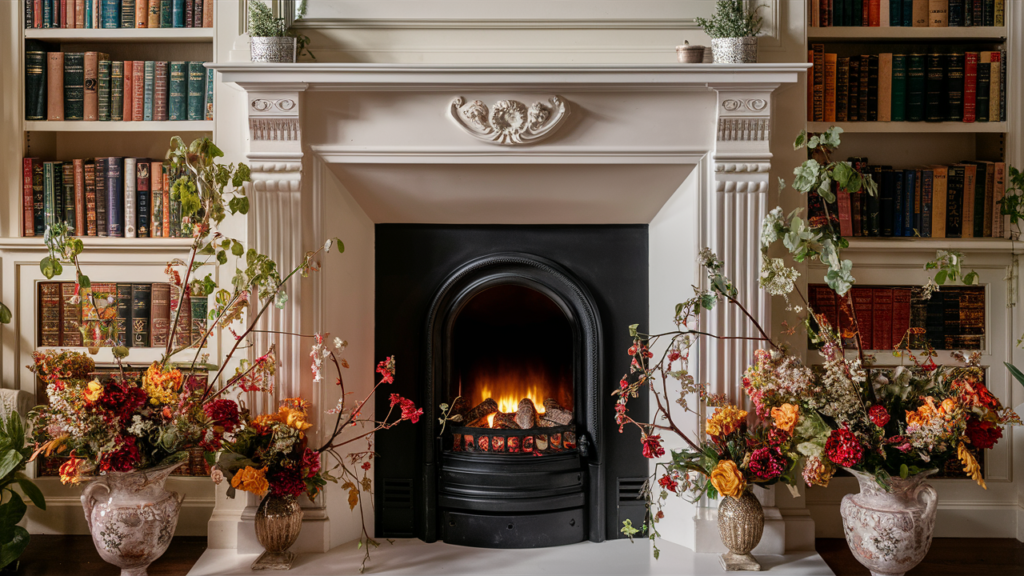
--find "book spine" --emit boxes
[859,55,870,119]
[193,0,201,26]
[929,0,948,25]
[32,161,45,235]
[53,163,64,230]
[878,53,893,122]
[63,52,85,120]
[963,52,977,122]
[891,0,902,25]
[838,186,853,236]
[61,282,82,346]
[151,162,163,237]
[160,0,170,27]
[205,67,214,120]
[942,288,961,349]
[824,53,838,122]
[148,0,159,27]
[143,60,155,121]
[74,158,85,233]
[946,165,964,237]
[988,52,1000,122]
[170,192,181,237]
[873,288,894,350]
[131,284,152,347]
[903,170,915,236]
[132,60,144,122]
[39,282,62,346]
[184,0,192,26]
[110,61,123,121]
[154,61,169,121]
[921,170,933,237]
[868,166,882,235]
[995,0,1003,25]
[25,0,33,28]
[902,0,914,24]
[891,53,906,121]
[83,51,98,121]
[993,163,1006,238]
[63,0,71,28]
[880,0,890,25]
[907,53,926,121]
[25,50,47,120]
[852,191,863,235]
[124,157,136,238]
[867,55,879,120]
[43,0,50,28]
[187,61,206,121]
[136,159,150,237]
[84,160,96,235]
[123,60,133,121]
[982,0,993,24]
[97,59,110,120]
[983,163,994,237]
[95,157,107,236]
[120,0,134,27]
[869,0,880,25]
[43,163,54,231]
[948,0,963,24]
[47,52,64,120]
[970,164,985,237]
[962,164,976,238]
[976,52,990,122]
[75,0,83,27]
[852,287,873,350]
[880,167,895,235]
[812,44,825,121]
[836,57,850,122]
[848,57,861,121]
[106,157,124,237]
[191,295,207,347]
[945,52,964,122]
[202,0,211,27]
[925,51,944,122]
[892,289,912,349]
[100,0,117,27]
[115,283,132,347]
[914,169,922,233]
[169,62,187,120]
[135,0,146,26]
[162,162,170,237]
[171,285,191,348]
[913,0,931,24]
[151,283,171,347]
[23,158,36,236]
[172,0,183,26]
[931,167,947,238]
[1000,48,1006,122]
[893,169,904,236]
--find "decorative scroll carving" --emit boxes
[449,96,570,145]
[717,118,770,142]
[715,163,771,174]
[249,118,301,141]
[250,162,302,192]
[251,98,297,113]
[721,98,768,112]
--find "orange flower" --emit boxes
[706,405,747,437]
[771,403,800,433]
[83,380,104,402]
[58,454,87,486]
[939,398,957,415]
[230,466,269,496]
[709,460,746,499]
[906,398,938,427]
[253,403,313,436]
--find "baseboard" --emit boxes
[25,499,214,536]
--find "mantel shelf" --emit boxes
[807,121,1007,133]
[0,237,194,251]
[24,28,214,43]
[808,26,1007,41]
[24,120,213,132]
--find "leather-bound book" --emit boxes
[162,162,171,237]
[852,192,863,236]
[838,186,853,236]
[131,284,152,347]
[61,282,83,346]
[74,0,83,27]
[115,283,132,347]
[160,0,171,27]
[153,61,169,120]
[891,54,907,121]
[32,160,45,235]
[945,52,964,122]
[148,0,160,27]
[39,282,62,346]
[879,166,895,236]
[947,0,963,25]
[892,288,912,349]
[877,53,893,122]
[924,50,944,122]
[902,170,915,236]
[960,163,976,238]
[23,158,40,236]
[95,157,108,236]
[809,284,838,334]
[920,169,933,237]
[120,0,135,27]
[988,51,1000,122]
[136,159,150,237]
[929,165,947,238]
[135,0,147,26]
[836,57,850,122]
[63,52,84,121]
[169,61,187,120]
[61,162,75,233]
[851,287,874,350]
[47,52,64,121]
[848,57,860,121]
[110,61,124,121]
[995,0,1004,24]
[982,0,994,24]
[83,51,98,120]
[945,165,964,238]
[906,53,926,121]
[151,161,163,237]
[960,287,984,338]
[132,61,145,122]
[924,289,945,349]
[124,157,136,238]
[963,52,977,123]
[976,52,990,122]
[123,61,133,121]
[205,67,214,119]
[184,0,192,26]
[170,285,192,348]
[913,0,930,24]
[859,54,870,120]
[203,0,212,27]
[993,162,1007,238]
[928,0,948,25]
[909,287,929,348]
[187,61,205,120]
[25,45,48,120]
[191,295,207,347]
[942,287,961,349]
[84,159,97,235]
[893,169,904,236]
[143,60,154,121]
[172,0,184,27]
[98,58,111,121]
[150,283,171,348]
[812,45,825,121]
[106,157,124,237]
[100,0,118,28]
[867,55,879,121]
[42,162,55,230]
[73,159,85,233]
[872,288,894,350]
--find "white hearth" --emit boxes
[201,62,814,568]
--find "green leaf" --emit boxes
[0,451,22,480]
[0,526,29,570]
[231,241,244,257]
[336,239,345,254]
[77,274,91,290]
[1005,362,1024,390]
[0,493,26,542]
[198,242,216,256]
[14,477,44,511]
[0,303,10,325]
[900,463,909,479]
[274,290,289,309]
[39,257,55,279]
[111,346,130,360]
[935,270,948,285]
[793,131,806,150]
[217,250,228,265]
[628,324,639,337]
[963,271,979,285]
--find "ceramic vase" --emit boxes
[711,37,758,64]
[253,494,304,570]
[717,490,765,571]
[251,37,297,63]
[81,461,186,576]
[840,468,938,576]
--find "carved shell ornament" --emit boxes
[449,96,570,145]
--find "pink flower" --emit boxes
[389,393,402,408]
[399,398,423,424]
[203,399,240,430]
[376,356,396,384]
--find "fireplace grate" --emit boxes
[616,477,647,538]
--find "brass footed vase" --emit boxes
[253,494,303,570]
[717,490,765,571]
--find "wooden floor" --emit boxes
[14,535,1024,575]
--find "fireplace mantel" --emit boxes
[209,61,808,555]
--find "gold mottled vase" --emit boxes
[253,494,304,571]
[717,490,765,571]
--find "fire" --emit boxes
[461,359,570,423]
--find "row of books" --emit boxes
[808,46,1007,123]
[812,0,1006,27]
[809,284,984,350]
[26,46,212,122]
[38,281,209,349]
[24,0,212,29]
[21,157,190,238]
[809,158,1009,238]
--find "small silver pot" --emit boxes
[251,36,297,63]
[711,36,758,64]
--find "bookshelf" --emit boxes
[808,26,1007,40]
[24,27,214,43]
[807,120,1008,133]
[24,119,214,132]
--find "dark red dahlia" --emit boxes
[749,446,786,479]
[965,418,1003,451]
[825,428,864,467]
[658,474,678,493]
[268,468,307,499]
[100,437,142,472]
[641,434,665,459]
[203,399,241,430]
[98,381,147,423]
[868,404,890,427]
[301,448,321,478]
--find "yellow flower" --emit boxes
[710,459,747,499]
[958,441,986,490]
[58,455,86,486]
[142,362,184,405]
[230,466,269,496]
[705,405,747,437]
[253,404,313,436]
[771,403,800,433]
[939,398,957,415]
[84,380,104,402]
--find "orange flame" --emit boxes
[462,359,571,425]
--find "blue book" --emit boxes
[43,0,52,28]
[880,168,895,237]
[101,0,120,28]
[890,0,902,26]
[172,0,184,27]
[84,0,92,28]
[106,157,124,238]
[921,170,933,238]
[903,170,915,236]
[893,169,904,237]
[143,61,155,121]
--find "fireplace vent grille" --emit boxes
[616,477,647,538]
[381,478,415,537]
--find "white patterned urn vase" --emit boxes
[840,468,938,576]
[81,461,187,576]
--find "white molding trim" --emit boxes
[291,17,701,30]
[309,146,709,165]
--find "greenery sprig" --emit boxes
[998,165,1024,239]
[695,0,765,39]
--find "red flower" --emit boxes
[203,399,240,430]
[973,383,1000,410]
[99,437,142,472]
[97,381,147,423]
[658,474,678,493]
[399,398,423,424]
[667,349,681,362]
[825,428,864,467]
[389,393,401,408]
[628,344,639,356]
[376,356,396,384]
[619,376,629,390]
[749,446,787,479]
[766,427,790,447]
[868,405,890,427]
[965,418,1003,450]
[268,468,306,499]
[301,448,321,478]
[641,434,665,459]
[361,461,371,471]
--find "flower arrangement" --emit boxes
[694,0,765,39]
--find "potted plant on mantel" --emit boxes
[248,0,315,63]
[695,0,765,64]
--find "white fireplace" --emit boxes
[206,62,810,558]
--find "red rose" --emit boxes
[749,446,786,479]
[825,428,864,467]
[641,434,665,459]
[868,405,890,427]
[203,399,240,430]
[99,437,142,472]
[965,418,1003,450]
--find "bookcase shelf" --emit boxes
[808,121,1008,133]
[24,120,214,132]
[844,237,1015,253]
[808,26,1008,41]
[0,237,194,251]
[24,28,214,43]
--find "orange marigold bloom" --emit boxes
[705,405,747,437]
[709,460,746,499]
[83,380,104,402]
[771,403,800,433]
[230,466,269,496]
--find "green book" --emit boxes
[111,61,124,121]
[98,60,111,121]
[43,162,56,230]
[143,60,155,121]
[62,162,75,234]
[205,67,214,120]
[946,52,965,122]
[120,0,135,28]
[906,53,926,122]
[925,51,945,123]
[187,62,205,121]
[115,283,132,347]
[190,296,208,348]
[52,162,63,230]
[159,0,172,27]
[63,53,85,121]
[891,54,907,122]
[169,61,187,121]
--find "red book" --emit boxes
[820,0,830,26]
[84,160,97,236]
[872,288,894,350]
[123,63,133,121]
[33,0,42,27]
[852,192,863,236]
[23,158,36,237]
[132,61,145,122]
[869,0,881,26]
[851,287,874,350]
[964,52,978,123]
[892,288,912,349]
[73,159,85,234]
[60,0,67,28]
[862,0,871,26]
[811,284,839,334]
[837,189,853,237]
